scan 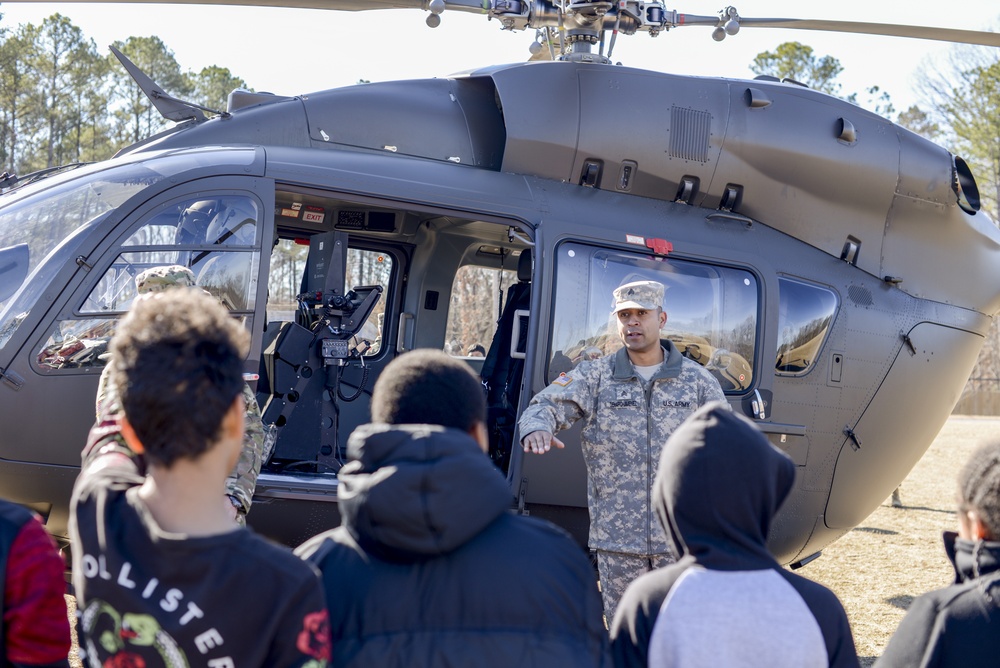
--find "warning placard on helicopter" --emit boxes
[303,206,326,224]
[626,234,645,246]
[279,202,302,219]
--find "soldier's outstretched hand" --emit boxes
[521,430,565,454]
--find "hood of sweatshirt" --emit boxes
[337,423,512,562]
[653,402,796,570]
[944,530,1000,584]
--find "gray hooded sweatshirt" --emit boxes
[610,403,859,668]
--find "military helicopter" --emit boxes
[1,0,999,569]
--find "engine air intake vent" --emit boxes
[669,106,712,163]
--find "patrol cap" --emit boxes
[612,280,665,313]
[135,265,197,295]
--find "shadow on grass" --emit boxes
[887,504,953,515]
[853,526,899,536]
[887,594,914,610]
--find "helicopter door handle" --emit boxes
[396,312,414,354]
[511,310,529,360]
[751,388,767,420]
[0,366,23,391]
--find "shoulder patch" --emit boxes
[551,373,573,387]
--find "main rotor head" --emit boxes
[421,1,1000,62]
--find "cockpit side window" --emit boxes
[775,277,838,375]
[34,193,261,372]
[549,241,758,392]
[81,195,261,315]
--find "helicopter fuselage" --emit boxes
[0,60,995,566]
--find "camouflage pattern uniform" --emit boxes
[519,288,726,616]
[94,265,268,525]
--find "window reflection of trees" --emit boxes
[550,243,758,391]
[81,251,181,313]
[122,222,176,246]
[444,265,518,357]
[775,277,838,375]
[196,252,255,312]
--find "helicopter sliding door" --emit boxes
[524,241,759,512]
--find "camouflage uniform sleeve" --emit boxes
[224,383,266,519]
[517,363,597,438]
[95,364,118,420]
[699,368,727,405]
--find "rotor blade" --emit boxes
[708,16,1000,48]
[0,0,488,10]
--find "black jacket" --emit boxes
[876,531,1000,667]
[610,403,859,668]
[297,423,611,668]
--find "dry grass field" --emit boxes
[65,416,998,666]
[802,415,998,666]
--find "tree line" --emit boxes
[0,12,247,176]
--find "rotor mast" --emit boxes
[484,1,687,62]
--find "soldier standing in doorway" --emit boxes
[519,279,726,617]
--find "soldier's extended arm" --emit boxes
[88,365,135,468]
[517,364,596,452]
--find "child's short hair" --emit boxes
[958,441,1000,539]
[371,349,485,432]
[109,289,248,467]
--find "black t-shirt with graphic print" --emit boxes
[70,423,330,667]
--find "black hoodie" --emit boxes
[876,531,1000,667]
[296,423,611,668]
[610,403,859,667]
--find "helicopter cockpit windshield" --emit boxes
[0,149,256,352]
[0,163,162,351]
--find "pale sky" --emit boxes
[0,1,998,115]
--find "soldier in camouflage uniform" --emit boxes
[519,279,726,618]
[94,265,270,526]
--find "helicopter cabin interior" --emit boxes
[257,187,536,476]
